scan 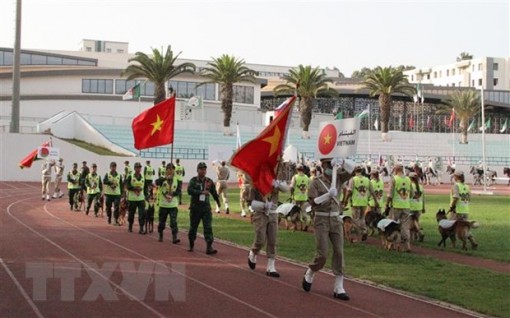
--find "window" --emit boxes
[117,49,124,53]
[434,72,437,78]
[233,85,254,104]
[494,78,498,86]
[478,79,483,86]
[168,80,216,100]
[452,69,455,76]
[82,79,113,94]
[446,70,449,76]
[478,63,482,71]
[411,75,414,81]
[427,74,430,80]
[86,47,92,52]
[452,83,455,87]
[115,79,154,97]
[472,80,475,86]
[493,63,499,71]
[106,48,112,53]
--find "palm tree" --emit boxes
[273,65,337,138]
[362,66,416,141]
[198,54,257,135]
[456,52,473,62]
[122,46,196,104]
[438,90,481,144]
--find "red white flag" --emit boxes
[19,140,52,169]
[448,109,455,128]
[229,96,296,196]
[131,96,176,150]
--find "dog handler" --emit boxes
[449,170,478,248]
[302,158,354,301]
[103,162,123,225]
[156,163,181,244]
[125,162,146,234]
[187,162,221,254]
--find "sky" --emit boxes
[0,0,509,76]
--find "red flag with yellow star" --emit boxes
[132,96,175,150]
[229,96,296,196]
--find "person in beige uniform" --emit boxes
[302,158,354,301]
[247,168,289,277]
[41,160,55,201]
[52,158,65,199]
[213,160,230,214]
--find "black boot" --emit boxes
[188,240,194,252]
[128,223,133,232]
[206,242,217,255]
[158,231,163,242]
[139,225,146,235]
[172,234,180,244]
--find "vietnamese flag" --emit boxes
[19,140,52,169]
[229,96,296,196]
[132,96,175,150]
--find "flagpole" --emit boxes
[452,107,455,164]
[480,88,487,192]
[368,104,371,161]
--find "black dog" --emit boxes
[145,202,155,234]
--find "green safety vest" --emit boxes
[451,182,470,214]
[144,166,154,180]
[124,166,132,178]
[391,175,411,209]
[175,165,184,182]
[158,165,166,178]
[352,176,369,207]
[86,173,101,195]
[293,174,309,201]
[410,183,424,211]
[67,171,81,189]
[104,172,121,196]
[157,177,179,208]
[128,175,145,201]
[368,179,385,207]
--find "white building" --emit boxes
[404,57,510,90]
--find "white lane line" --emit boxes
[6,199,167,318]
[0,257,45,318]
[7,199,277,318]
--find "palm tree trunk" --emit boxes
[300,98,312,139]
[222,84,233,134]
[379,94,391,133]
[460,119,468,144]
[154,84,166,105]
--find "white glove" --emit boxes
[264,201,273,210]
[314,192,331,204]
[277,181,290,193]
[342,159,356,174]
[272,180,280,188]
[251,200,266,212]
[328,188,338,198]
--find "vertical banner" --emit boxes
[316,118,361,159]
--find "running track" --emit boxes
[0,182,485,318]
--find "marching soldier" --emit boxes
[213,160,230,214]
[52,158,65,199]
[158,161,167,178]
[156,163,181,243]
[125,162,146,234]
[85,163,102,216]
[302,158,354,301]
[41,160,55,201]
[247,165,289,277]
[103,162,123,225]
[237,171,251,217]
[67,163,81,211]
[187,162,221,254]
[175,158,185,205]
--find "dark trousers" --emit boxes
[158,207,179,236]
[105,194,121,222]
[188,209,214,244]
[86,193,100,214]
[68,188,79,208]
[128,200,146,229]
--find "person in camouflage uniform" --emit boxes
[187,162,221,254]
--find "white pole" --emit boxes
[481,88,487,192]
[368,104,371,161]
[452,107,455,162]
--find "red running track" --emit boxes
[0,182,485,318]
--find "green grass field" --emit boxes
[166,191,509,317]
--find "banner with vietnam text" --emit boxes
[316,118,360,159]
